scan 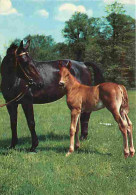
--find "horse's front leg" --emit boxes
[22,104,38,152]
[80,112,91,140]
[66,109,80,157]
[7,104,18,149]
[75,119,80,150]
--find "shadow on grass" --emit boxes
[0,132,112,156]
[37,146,112,156]
[0,146,112,157]
[0,132,69,146]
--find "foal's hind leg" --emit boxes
[22,104,38,152]
[66,109,80,157]
[111,109,129,158]
[125,114,135,157]
[7,104,18,149]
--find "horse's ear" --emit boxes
[67,61,72,70]
[19,40,23,48]
[58,60,62,70]
[25,40,30,50]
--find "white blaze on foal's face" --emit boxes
[59,67,70,86]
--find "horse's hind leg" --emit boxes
[7,104,18,149]
[125,114,135,157]
[22,104,38,152]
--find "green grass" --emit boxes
[0,91,136,195]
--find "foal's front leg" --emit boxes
[66,109,80,157]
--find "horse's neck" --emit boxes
[1,56,18,88]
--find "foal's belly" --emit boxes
[93,100,105,111]
[82,99,105,112]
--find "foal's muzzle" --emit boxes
[59,81,65,88]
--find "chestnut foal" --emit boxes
[58,61,135,158]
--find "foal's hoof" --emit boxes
[66,151,72,157]
[124,152,129,158]
[130,151,135,157]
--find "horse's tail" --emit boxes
[84,61,105,85]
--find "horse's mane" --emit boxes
[6,44,18,55]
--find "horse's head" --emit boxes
[15,40,43,89]
[58,61,72,88]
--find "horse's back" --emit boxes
[36,59,91,85]
[31,60,92,103]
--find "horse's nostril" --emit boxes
[38,83,43,89]
[29,79,34,86]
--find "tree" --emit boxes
[63,12,97,61]
[24,34,58,61]
[53,42,71,59]
[88,2,135,87]
[0,55,2,66]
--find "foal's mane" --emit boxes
[6,44,18,55]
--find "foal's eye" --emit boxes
[65,74,69,77]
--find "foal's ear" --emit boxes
[67,61,72,70]
[25,40,30,50]
[58,60,62,70]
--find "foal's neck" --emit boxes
[66,73,80,93]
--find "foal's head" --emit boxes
[58,61,72,88]
[14,40,43,89]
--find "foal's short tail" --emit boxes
[120,85,129,114]
[84,61,105,85]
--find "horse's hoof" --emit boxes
[32,139,39,148]
[80,135,87,141]
[8,145,15,150]
[30,147,37,153]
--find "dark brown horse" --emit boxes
[58,61,135,158]
[1,40,104,152]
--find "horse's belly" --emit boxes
[32,87,65,104]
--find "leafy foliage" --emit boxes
[4,2,135,88]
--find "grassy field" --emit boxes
[0,91,136,195]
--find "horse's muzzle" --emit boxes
[29,79,43,90]
[37,82,44,89]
